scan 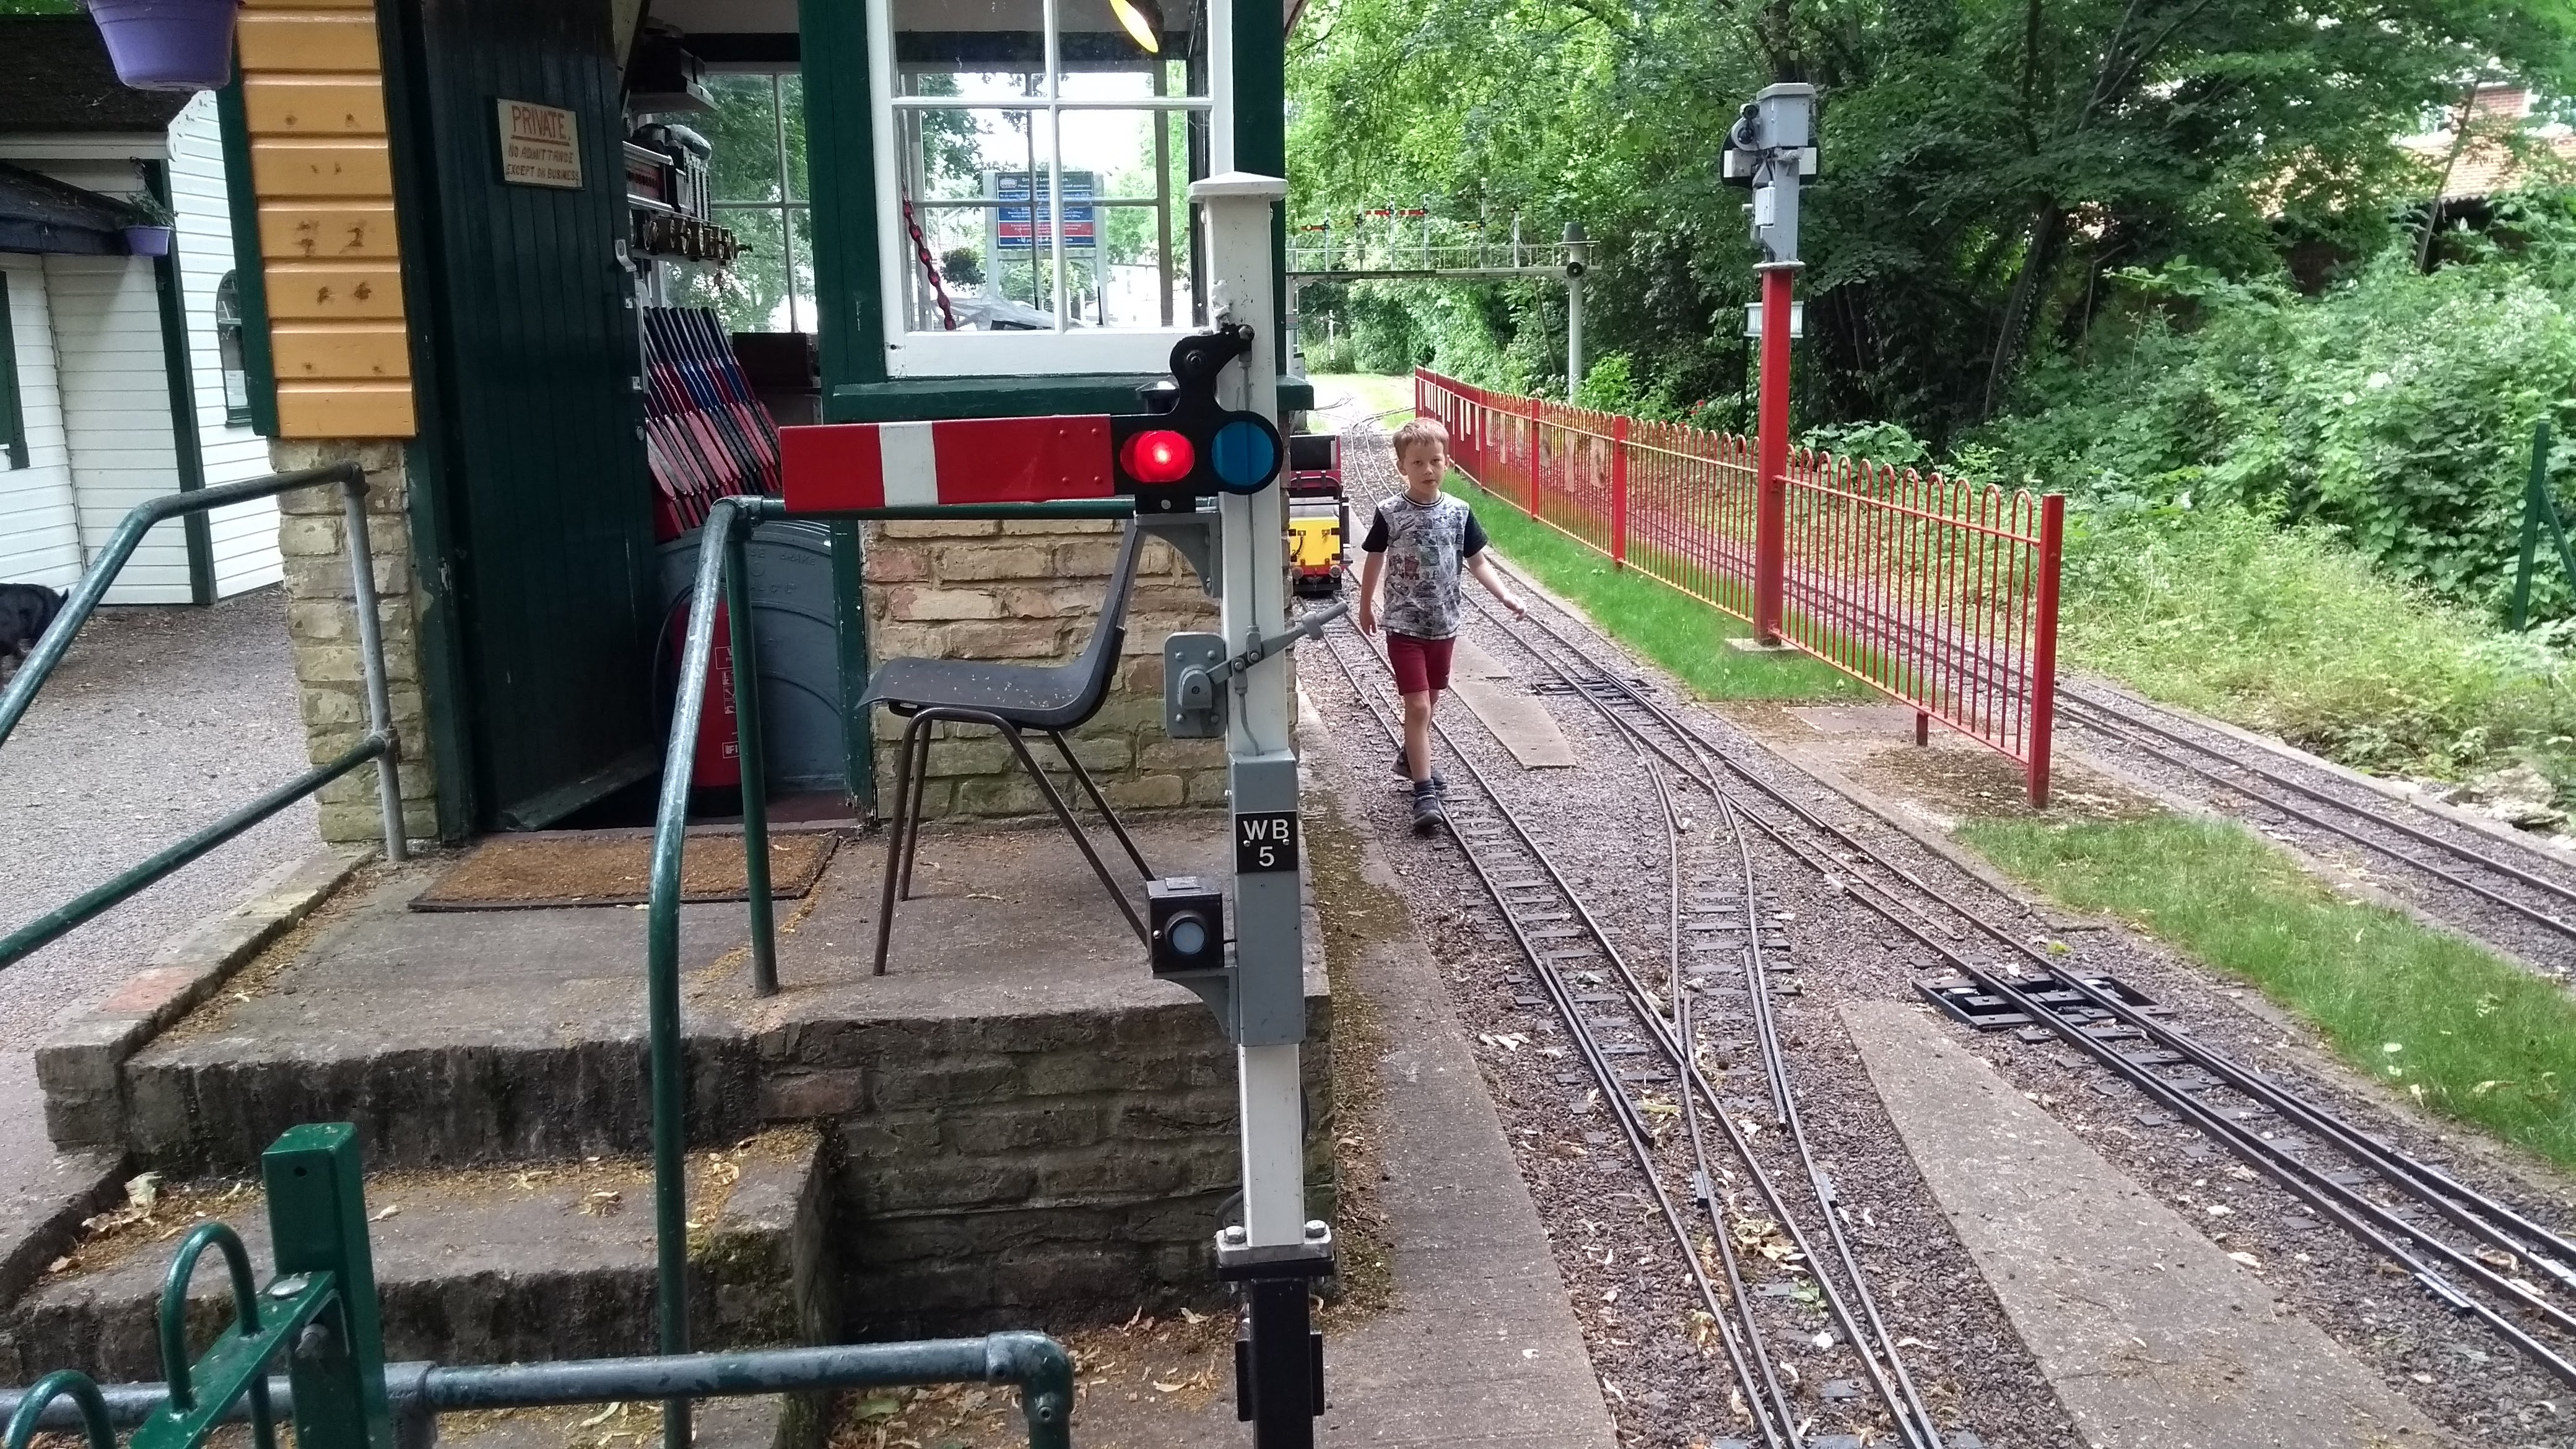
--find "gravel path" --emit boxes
[0,588,311,1190]
[1315,402,2576,1447]
[1312,424,2076,1448]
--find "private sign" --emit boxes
[498,101,581,189]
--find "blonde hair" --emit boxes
[1391,417,1451,462]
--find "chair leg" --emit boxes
[873,713,931,977]
[1048,731,1154,881]
[896,717,937,900]
[998,728,1149,944]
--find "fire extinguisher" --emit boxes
[668,595,741,790]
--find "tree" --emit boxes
[1287,0,2576,436]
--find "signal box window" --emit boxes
[874,0,1208,376]
[214,271,252,424]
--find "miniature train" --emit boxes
[1287,433,1347,598]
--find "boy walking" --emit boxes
[1357,418,1526,832]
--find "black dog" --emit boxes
[0,583,64,677]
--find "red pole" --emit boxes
[2026,493,2065,807]
[1610,414,1630,569]
[1754,265,1795,643]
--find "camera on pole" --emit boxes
[1719,83,1819,268]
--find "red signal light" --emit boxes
[1120,429,1195,485]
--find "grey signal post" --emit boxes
[1723,82,1818,266]
[1190,170,1333,1447]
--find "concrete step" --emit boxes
[0,1129,832,1385]
[437,1396,818,1449]
[72,874,766,1173]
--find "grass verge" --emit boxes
[1449,477,1860,702]
[1960,811,2576,1171]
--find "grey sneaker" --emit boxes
[1391,746,1447,793]
[1411,782,1447,834]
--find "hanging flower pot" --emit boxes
[87,0,244,92]
[123,225,173,256]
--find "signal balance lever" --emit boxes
[1164,601,1350,740]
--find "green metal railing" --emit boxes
[0,1125,1075,1449]
[0,464,408,970]
[646,492,1135,1449]
[2512,419,2576,632]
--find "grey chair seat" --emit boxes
[861,655,1105,733]
[861,520,1153,973]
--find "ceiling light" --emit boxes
[1109,0,1160,53]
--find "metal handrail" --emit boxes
[644,490,1134,1449]
[1,1123,1077,1449]
[0,464,407,970]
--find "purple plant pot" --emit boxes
[88,0,243,92]
[123,225,173,257]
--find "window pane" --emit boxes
[894,0,1046,89]
[702,74,782,204]
[780,74,809,203]
[1055,29,1193,100]
[672,206,805,333]
[1060,108,1193,329]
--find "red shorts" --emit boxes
[1386,632,1456,697]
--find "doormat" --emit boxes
[411,832,838,911]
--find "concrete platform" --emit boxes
[2,1129,830,1382]
[31,814,1329,1338]
[1842,1001,2451,1449]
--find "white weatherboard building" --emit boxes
[0,15,281,605]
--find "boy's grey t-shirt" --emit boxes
[1360,492,1489,640]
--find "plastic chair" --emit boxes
[863,520,1154,974]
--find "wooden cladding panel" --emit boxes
[264,265,405,320]
[277,383,414,438]
[243,77,386,134]
[272,323,411,381]
[259,203,399,260]
[249,139,394,197]
[237,2,411,437]
[237,12,382,71]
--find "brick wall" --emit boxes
[864,518,1226,819]
[271,439,436,845]
[755,911,1336,1334]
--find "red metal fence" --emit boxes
[1413,367,2065,803]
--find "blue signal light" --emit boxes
[1209,417,1279,494]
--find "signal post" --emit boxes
[1725,84,1818,646]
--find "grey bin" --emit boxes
[656,520,847,793]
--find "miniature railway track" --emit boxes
[1313,621,1944,1448]
[1687,543,2576,960]
[1461,575,2576,1391]
[2055,684,2576,955]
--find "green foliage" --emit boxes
[663,74,811,333]
[1289,0,2576,439]
[1447,477,1860,701]
[1963,812,2576,1170]
[2059,503,2576,779]
[1986,202,2576,620]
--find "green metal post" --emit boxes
[263,1124,395,1449]
[726,513,779,997]
[2516,420,2549,630]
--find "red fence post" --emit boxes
[2026,493,2066,807]
[1610,414,1630,569]
[1523,396,1541,518]
[1754,266,1795,643]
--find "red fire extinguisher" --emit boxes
[668,596,741,790]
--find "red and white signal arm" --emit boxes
[780,417,1117,513]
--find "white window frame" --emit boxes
[868,0,1230,378]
